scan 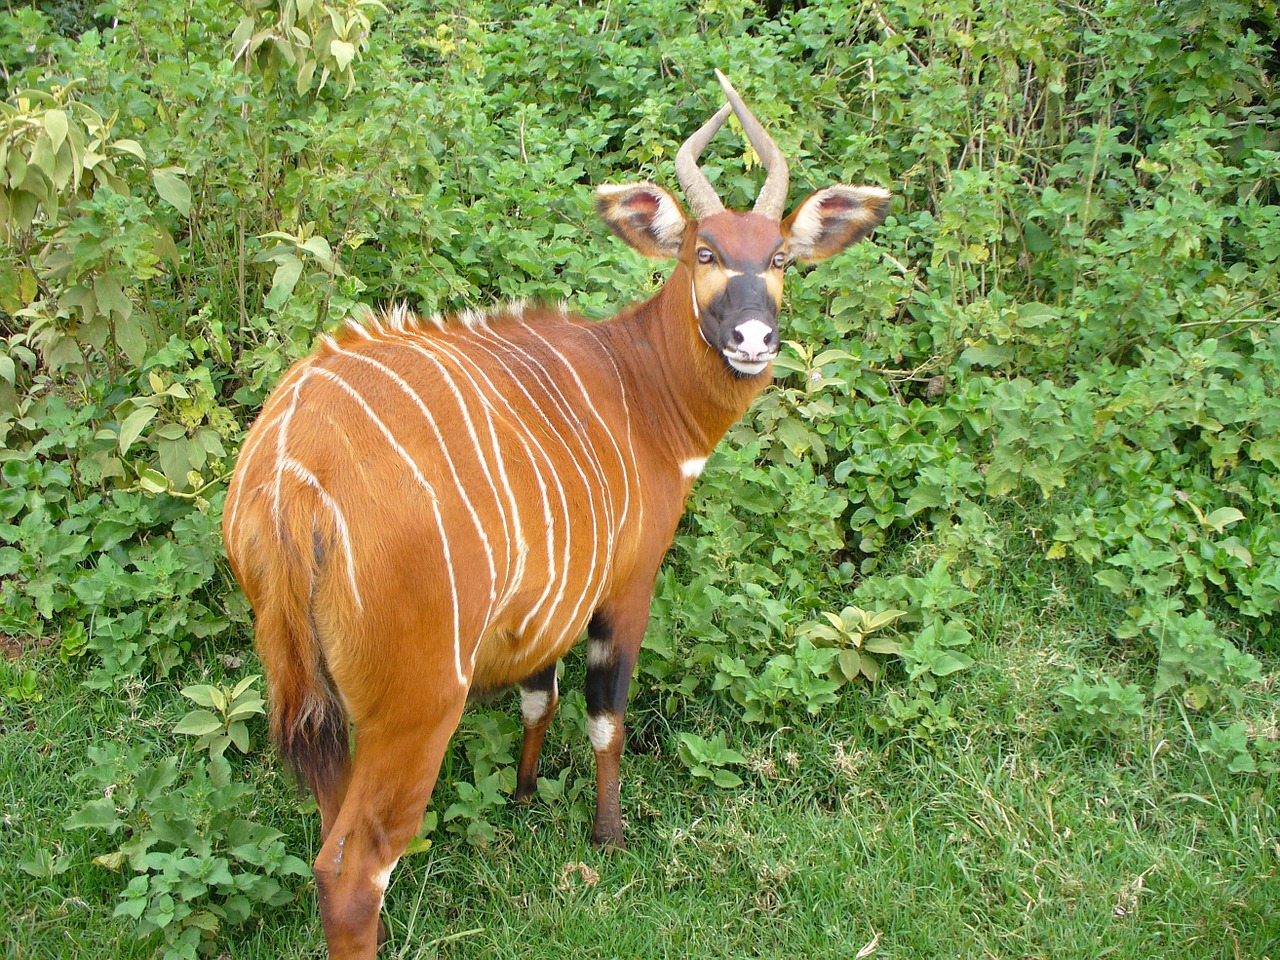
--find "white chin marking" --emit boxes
[520,689,551,726]
[680,456,707,479]
[588,715,616,752]
[726,356,771,376]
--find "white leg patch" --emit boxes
[587,637,613,668]
[587,714,617,752]
[680,456,707,479]
[372,858,399,893]
[520,688,552,726]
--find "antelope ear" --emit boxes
[595,182,690,259]
[782,185,891,263]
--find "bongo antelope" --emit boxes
[223,71,890,957]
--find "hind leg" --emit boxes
[313,693,467,960]
[514,662,558,801]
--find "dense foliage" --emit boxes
[1,0,1277,956]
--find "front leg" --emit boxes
[583,607,646,849]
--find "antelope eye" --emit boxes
[771,251,788,269]
[696,247,716,265]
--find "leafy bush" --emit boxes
[65,741,309,959]
[2,0,1278,953]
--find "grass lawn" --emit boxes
[4,528,1276,960]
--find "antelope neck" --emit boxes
[603,268,768,465]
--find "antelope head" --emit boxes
[596,70,892,378]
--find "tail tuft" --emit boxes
[276,680,349,802]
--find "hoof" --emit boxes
[590,828,627,851]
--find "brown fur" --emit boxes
[224,125,889,960]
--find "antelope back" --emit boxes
[226,304,642,697]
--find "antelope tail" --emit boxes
[252,510,349,804]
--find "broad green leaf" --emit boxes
[118,407,157,455]
[930,652,974,676]
[181,684,224,710]
[404,836,432,855]
[822,611,847,630]
[174,709,224,736]
[226,699,265,722]
[231,674,262,700]
[300,235,334,265]
[138,467,168,493]
[264,256,304,311]
[860,655,885,682]
[230,15,254,58]
[63,798,122,833]
[838,649,862,681]
[110,138,146,160]
[43,109,69,153]
[866,609,907,631]
[115,314,148,367]
[93,850,129,871]
[297,58,318,95]
[154,422,189,441]
[712,769,744,788]
[864,637,904,655]
[813,348,856,366]
[153,166,191,216]
[227,722,250,753]
[94,274,131,321]
[331,39,356,71]
[1204,507,1245,531]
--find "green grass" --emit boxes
[3,520,1277,960]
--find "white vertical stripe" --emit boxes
[271,368,314,528]
[409,332,564,662]
[384,335,526,597]
[281,456,363,610]
[580,325,645,536]
[224,359,315,557]
[443,331,575,644]
[518,321,632,549]
[310,364,468,687]
[329,343,499,618]
[463,328,604,646]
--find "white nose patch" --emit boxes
[735,320,773,358]
[723,319,776,375]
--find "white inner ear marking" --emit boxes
[789,194,829,256]
[651,195,687,248]
[587,715,616,752]
[680,457,707,479]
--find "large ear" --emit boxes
[595,182,690,259]
[782,185,891,263]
